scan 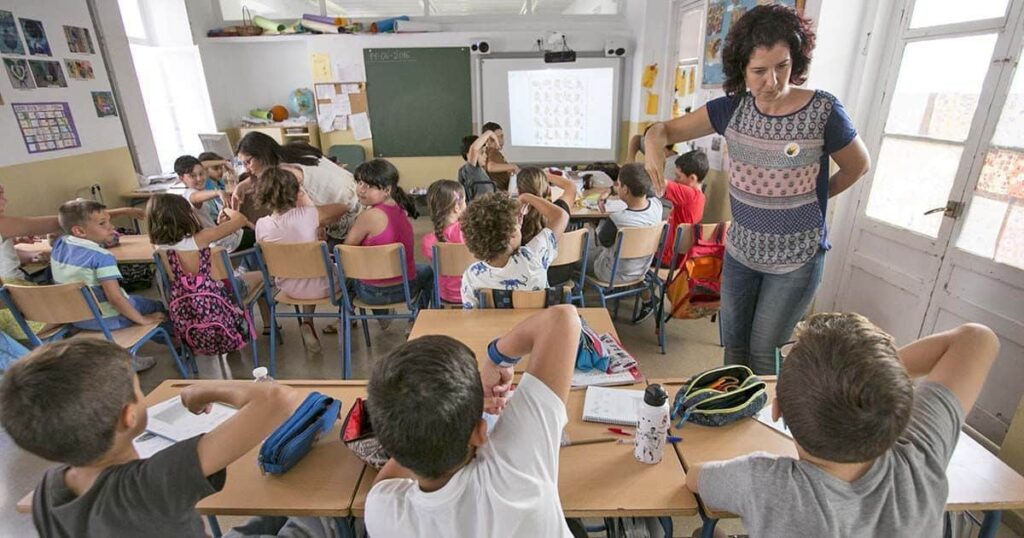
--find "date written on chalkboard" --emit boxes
[366,49,414,63]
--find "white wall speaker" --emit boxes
[604,39,627,57]
[470,40,491,55]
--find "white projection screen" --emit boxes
[479,56,623,164]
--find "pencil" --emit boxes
[561,437,618,447]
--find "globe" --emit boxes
[289,88,315,117]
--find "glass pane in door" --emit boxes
[957,60,1024,270]
[910,0,1008,28]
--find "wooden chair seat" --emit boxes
[36,323,67,340]
[585,274,647,290]
[273,290,343,307]
[236,272,265,304]
[72,321,164,350]
[352,295,420,312]
[657,267,672,282]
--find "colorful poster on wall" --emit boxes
[92,91,117,117]
[65,59,94,80]
[63,25,95,54]
[19,18,51,56]
[0,10,25,54]
[28,60,66,88]
[702,0,798,87]
[12,102,82,154]
[4,58,35,90]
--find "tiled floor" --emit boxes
[1,218,1020,537]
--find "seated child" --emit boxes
[365,305,582,537]
[197,151,236,191]
[459,192,568,308]
[344,159,433,315]
[0,339,302,537]
[516,168,578,286]
[51,201,165,346]
[421,180,467,305]
[458,132,497,201]
[174,155,251,253]
[481,122,518,191]
[687,314,999,537]
[590,163,663,284]
[230,172,271,224]
[254,167,350,353]
[659,150,708,267]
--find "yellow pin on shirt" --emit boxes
[784,142,801,157]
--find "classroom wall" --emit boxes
[0,0,138,216]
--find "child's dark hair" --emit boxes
[675,150,709,182]
[722,4,816,97]
[354,159,418,218]
[254,167,301,214]
[0,340,137,467]
[173,155,201,177]
[236,131,320,169]
[516,167,551,245]
[460,192,519,261]
[460,135,478,161]
[617,163,653,197]
[146,194,203,246]
[197,151,223,162]
[58,199,106,234]
[368,335,483,479]
[426,180,464,244]
[481,122,502,133]
[777,312,913,463]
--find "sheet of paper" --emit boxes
[318,108,336,133]
[603,199,627,213]
[145,396,237,442]
[331,94,352,115]
[351,112,372,140]
[315,85,335,100]
[133,431,175,458]
[572,368,640,388]
[332,115,348,131]
[311,53,332,83]
[754,404,791,438]
[340,83,361,94]
[335,63,364,82]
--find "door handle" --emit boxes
[923,206,946,215]
[923,201,965,218]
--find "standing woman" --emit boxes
[643,5,870,374]
[235,132,361,244]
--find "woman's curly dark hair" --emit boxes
[721,4,816,97]
[460,192,520,261]
[254,167,300,213]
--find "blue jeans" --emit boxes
[720,250,825,375]
[74,295,166,331]
[352,263,433,313]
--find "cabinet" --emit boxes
[239,124,320,149]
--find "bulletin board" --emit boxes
[313,81,368,136]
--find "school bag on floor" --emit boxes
[165,248,254,355]
[664,223,726,320]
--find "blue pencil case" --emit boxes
[258,391,341,475]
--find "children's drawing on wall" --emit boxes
[65,59,94,80]
[28,60,66,88]
[702,0,798,86]
[63,25,95,54]
[92,91,118,117]
[19,18,51,56]
[4,58,35,90]
[13,102,81,154]
[0,10,25,54]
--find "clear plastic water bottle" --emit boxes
[252,366,274,383]
[635,384,669,464]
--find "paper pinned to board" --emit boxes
[351,112,372,140]
[318,108,337,133]
[332,93,352,115]
[316,84,336,100]
[311,53,332,83]
[332,115,348,131]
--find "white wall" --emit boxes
[0,0,128,166]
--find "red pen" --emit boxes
[607,427,632,437]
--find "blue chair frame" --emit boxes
[656,223,728,354]
[255,242,348,378]
[549,227,591,307]
[0,284,190,377]
[430,242,479,308]
[585,223,667,322]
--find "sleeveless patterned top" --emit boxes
[706,90,857,274]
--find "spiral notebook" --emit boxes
[581,386,645,426]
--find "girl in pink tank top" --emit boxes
[344,160,433,313]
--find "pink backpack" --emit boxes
[166,248,254,355]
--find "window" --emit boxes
[909,0,1009,28]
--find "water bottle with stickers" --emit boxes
[635,384,669,464]
[252,366,274,383]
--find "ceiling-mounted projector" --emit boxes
[544,50,576,63]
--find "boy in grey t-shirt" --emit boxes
[458,132,497,201]
[687,314,999,538]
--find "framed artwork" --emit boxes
[28,60,66,88]
[65,59,95,80]
[92,91,118,117]
[0,10,25,54]
[63,25,95,54]
[19,18,51,56]
[12,102,82,154]
[4,58,35,90]
[702,0,799,87]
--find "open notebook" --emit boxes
[145,396,237,442]
[582,386,645,426]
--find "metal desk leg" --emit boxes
[699,507,719,538]
[658,516,673,537]
[979,510,1002,538]
[207,515,223,537]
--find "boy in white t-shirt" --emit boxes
[458,192,568,308]
[365,305,582,538]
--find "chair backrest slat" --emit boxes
[616,223,666,259]
[477,286,573,309]
[154,247,231,280]
[3,283,96,324]
[259,242,331,279]
[551,228,587,267]
[336,244,404,280]
[674,222,731,256]
[434,242,479,278]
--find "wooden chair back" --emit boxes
[552,228,588,267]
[674,222,731,256]
[2,282,96,324]
[477,286,573,309]
[154,247,232,280]
[258,241,331,279]
[433,242,479,278]
[335,244,404,281]
[616,223,666,259]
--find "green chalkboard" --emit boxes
[363,47,472,158]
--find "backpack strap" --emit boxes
[712,222,727,244]
[198,247,213,277]
[166,249,186,280]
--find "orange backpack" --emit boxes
[665,223,727,320]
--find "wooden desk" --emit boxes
[16,235,156,265]
[656,378,1024,535]
[408,308,617,373]
[350,384,698,518]
[123,184,187,204]
[571,188,614,220]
